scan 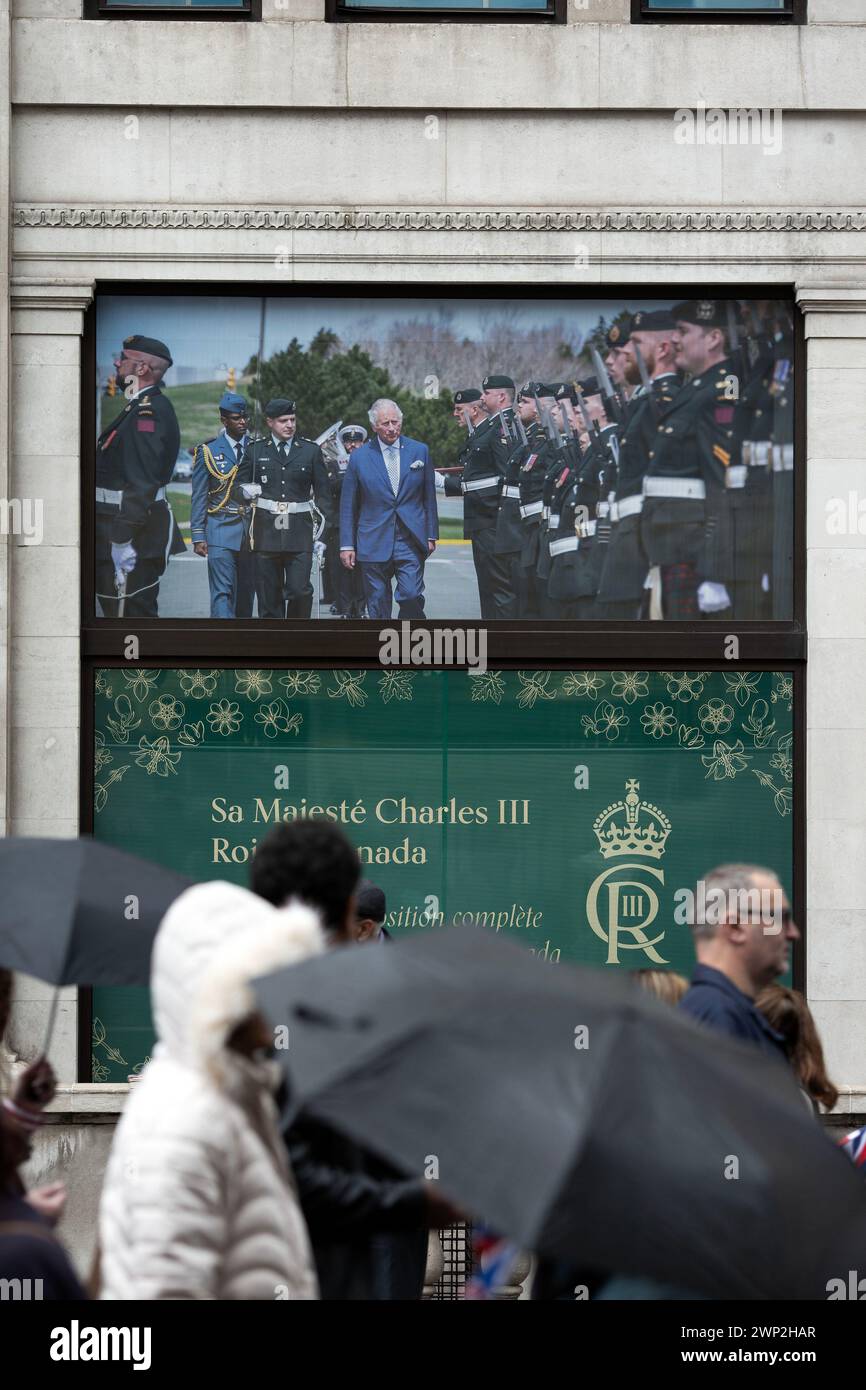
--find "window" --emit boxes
[88,0,256,18]
[86,666,796,1078]
[635,0,804,20]
[88,287,799,629]
[328,0,564,21]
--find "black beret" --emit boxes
[356,879,386,924]
[453,388,482,405]
[518,380,556,400]
[264,398,296,417]
[630,309,676,333]
[605,321,632,350]
[577,376,602,397]
[482,375,516,392]
[123,334,172,366]
[672,300,731,331]
[554,382,579,404]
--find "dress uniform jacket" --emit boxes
[597,375,680,607]
[236,435,333,551]
[190,429,250,551]
[547,438,609,609]
[444,413,510,536]
[640,357,742,586]
[96,386,180,557]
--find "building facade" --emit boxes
[2,0,866,1277]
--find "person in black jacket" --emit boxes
[251,822,460,1299]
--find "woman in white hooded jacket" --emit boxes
[98,880,323,1300]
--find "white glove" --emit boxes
[434,472,446,493]
[111,541,137,578]
[313,540,326,564]
[240,483,262,500]
[697,581,732,614]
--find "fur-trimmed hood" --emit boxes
[151,881,324,1080]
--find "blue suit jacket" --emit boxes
[340,435,438,563]
[191,429,250,550]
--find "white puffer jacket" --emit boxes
[99,881,323,1301]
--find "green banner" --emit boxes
[91,667,793,1080]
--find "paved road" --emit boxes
[153,490,481,619]
[156,540,480,620]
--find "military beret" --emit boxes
[672,299,730,331]
[630,309,676,333]
[605,321,632,350]
[340,424,368,443]
[482,375,516,392]
[219,391,249,414]
[453,388,482,405]
[264,398,296,417]
[577,376,603,397]
[554,382,579,404]
[123,334,172,366]
[518,381,556,400]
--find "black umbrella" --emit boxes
[256,925,866,1300]
[0,837,191,988]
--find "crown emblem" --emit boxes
[593,780,671,860]
[608,325,620,343]
[696,299,716,321]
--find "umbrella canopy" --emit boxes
[0,838,192,986]
[256,925,866,1300]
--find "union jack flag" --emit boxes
[839,1125,866,1171]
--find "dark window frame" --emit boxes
[85,0,259,20]
[633,0,805,22]
[326,0,566,23]
[79,279,807,1079]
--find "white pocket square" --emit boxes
[409,460,425,470]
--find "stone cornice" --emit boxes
[13,206,866,234]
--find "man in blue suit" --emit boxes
[191,391,255,618]
[339,399,438,620]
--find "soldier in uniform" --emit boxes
[639,300,743,619]
[235,397,333,620]
[444,376,514,620]
[514,384,558,619]
[546,380,613,619]
[95,334,182,618]
[333,425,368,618]
[190,391,256,619]
[597,311,682,619]
[491,388,540,620]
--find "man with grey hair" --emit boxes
[339,398,438,620]
[679,862,799,1060]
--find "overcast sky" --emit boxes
[97,293,672,383]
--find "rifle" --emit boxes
[632,341,660,424]
[589,346,625,426]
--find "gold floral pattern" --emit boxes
[770,732,793,783]
[677,724,706,749]
[753,768,793,817]
[148,694,185,732]
[582,702,628,742]
[179,670,219,699]
[94,765,129,812]
[516,671,557,709]
[177,721,205,747]
[698,698,735,734]
[327,671,368,707]
[379,671,415,703]
[611,673,649,705]
[741,699,777,748]
[106,694,141,745]
[469,672,505,704]
[121,670,160,703]
[234,671,273,702]
[206,700,243,736]
[255,700,303,739]
[640,703,676,739]
[134,735,181,777]
[723,672,762,707]
[771,674,794,712]
[561,673,605,699]
[279,671,322,697]
[701,739,752,781]
[662,671,709,702]
[94,731,112,773]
